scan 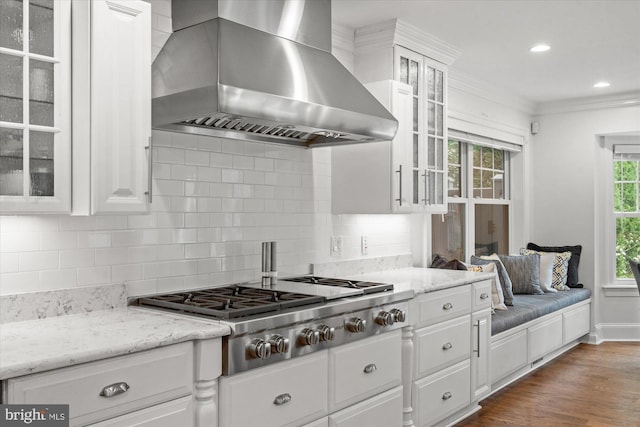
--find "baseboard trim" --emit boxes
[595,323,640,341]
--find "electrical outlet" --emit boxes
[361,235,368,255]
[330,236,343,257]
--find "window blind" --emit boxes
[448,129,522,152]
[614,144,640,160]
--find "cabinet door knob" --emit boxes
[363,363,377,374]
[442,342,453,350]
[99,382,130,398]
[442,391,452,401]
[273,393,292,406]
[480,293,489,300]
[442,302,453,310]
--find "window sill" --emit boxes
[602,284,640,297]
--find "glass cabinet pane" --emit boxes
[400,57,409,84]
[431,203,465,260]
[29,0,54,57]
[413,98,419,132]
[436,104,443,136]
[413,136,419,168]
[413,170,419,204]
[0,128,24,196]
[30,130,54,196]
[436,138,443,169]
[0,0,23,51]
[30,59,54,126]
[409,60,419,96]
[427,66,435,100]
[427,102,435,133]
[0,53,24,123]
[436,172,444,204]
[436,70,444,102]
[427,137,435,168]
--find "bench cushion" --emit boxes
[491,288,591,335]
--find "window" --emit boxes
[432,133,518,262]
[613,145,640,279]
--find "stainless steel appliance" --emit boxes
[152,0,398,148]
[136,276,412,376]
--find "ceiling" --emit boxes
[332,0,640,106]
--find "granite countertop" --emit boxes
[0,307,230,380]
[342,267,495,295]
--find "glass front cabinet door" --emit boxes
[0,0,71,213]
[395,46,448,213]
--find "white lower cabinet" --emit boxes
[328,386,403,427]
[328,330,402,412]
[88,395,192,427]
[218,351,328,427]
[3,339,221,427]
[408,279,492,426]
[412,361,470,427]
[301,417,329,427]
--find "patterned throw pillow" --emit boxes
[471,255,514,306]
[467,262,507,311]
[521,249,571,290]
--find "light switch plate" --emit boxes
[361,236,368,255]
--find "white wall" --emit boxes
[531,104,640,338]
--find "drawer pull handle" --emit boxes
[273,393,292,406]
[480,293,489,300]
[363,363,377,374]
[442,302,453,310]
[99,382,130,398]
[442,391,453,401]
[442,342,453,350]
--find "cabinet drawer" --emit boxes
[414,315,471,379]
[412,360,471,427]
[328,385,402,427]
[219,351,328,427]
[88,396,192,427]
[6,342,193,426]
[329,330,401,412]
[528,315,563,362]
[563,303,590,344]
[491,329,527,384]
[416,286,471,327]
[472,280,492,311]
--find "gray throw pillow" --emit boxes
[470,255,514,305]
[499,254,544,295]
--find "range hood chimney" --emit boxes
[152,0,398,148]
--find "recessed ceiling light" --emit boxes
[530,44,550,53]
[593,81,611,88]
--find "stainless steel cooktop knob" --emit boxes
[375,311,395,326]
[317,325,335,342]
[299,328,320,346]
[269,335,290,354]
[390,308,406,323]
[247,338,271,360]
[346,317,367,333]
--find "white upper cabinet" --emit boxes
[332,80,413,214]
[341,19,459,214]
[0,0,72,213]
[0,0,151,215]
[72,0,152,215]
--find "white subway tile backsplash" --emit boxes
[60,249,95,269]
[1,131,412,294]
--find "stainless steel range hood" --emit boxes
[152,0,398,148]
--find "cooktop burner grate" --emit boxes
[137,285,325,319]
[284,276,394,294]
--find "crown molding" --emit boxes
[354,19,461,66]
[448,69,537,115]
[332,23,355,55]
[534,91,640,116]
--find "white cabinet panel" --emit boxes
[414,315,470,379]
[328,386,402,427]
[471,309,491,401]
[6,342,193,426]
[72,0,151,214]
[415,285,471,327]
[219,351,328,427]
[88,395,193,427]
[490,329,527,384]
[472,280,492,312]
[528,315,563,362]
[328,330,402,412]
[563,303,590,343]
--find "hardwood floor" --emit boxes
[454,342,640,426]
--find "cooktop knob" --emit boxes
[317,325,335,342]
[375,311,395,326]
[346,317,367,333]
[390,308,406,323]
[299,328,320,346]
[269,335,290,354]
[247,338,271,360]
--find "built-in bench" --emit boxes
[489,288,592,393]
